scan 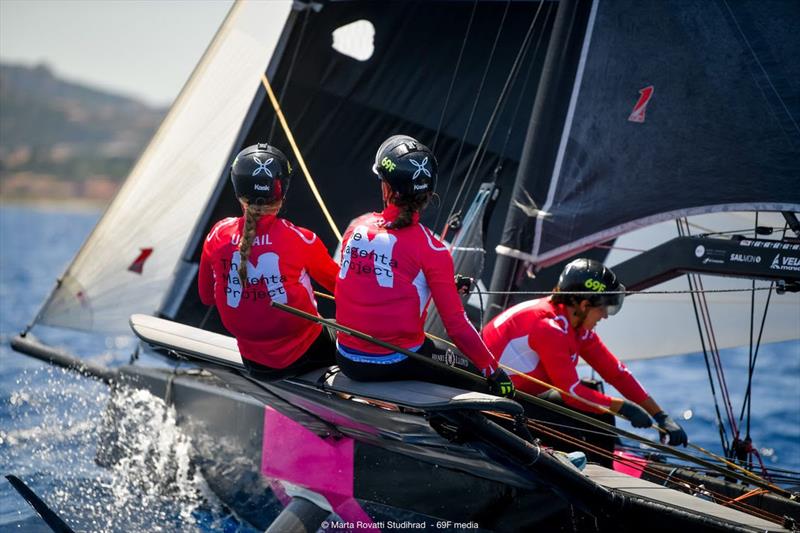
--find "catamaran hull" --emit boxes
[105,363,570,532]
[11,334,791,532]
[100,361,789,532]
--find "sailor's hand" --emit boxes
[487,368,515,398]
[454,274,473,295]
[654,411,688,446]
[618,399,652,428]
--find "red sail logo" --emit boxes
[628,85,654,123]
[128,248,154,274]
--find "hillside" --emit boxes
[0,62,166,203]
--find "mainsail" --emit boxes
[36,1,293,333]
[165,1,559,329]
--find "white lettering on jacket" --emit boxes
[339,225,398,288]
[227,251,286,307]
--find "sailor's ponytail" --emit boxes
[385,192,431,230]
[238,200,280,285]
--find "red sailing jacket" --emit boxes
[481,298,649,411]
[334,205,498,374]
[199,214,338,368]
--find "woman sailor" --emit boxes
[334,134,514,397]
[199,143,339,379]
[481,258,688,446]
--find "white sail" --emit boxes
[599,212,800,361]
[37,0,293,334]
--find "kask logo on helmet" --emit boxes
[252,156,274,177]
[409,157,431,179]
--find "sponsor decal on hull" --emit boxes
[770,254,800,272]
[739,239,800,251]
[694,245,726,265]
[729,253,762,264]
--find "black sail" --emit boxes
[171,1,558,328]
[518,0,800,266]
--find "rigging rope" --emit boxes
[505,345,780,488]
[740,222,788,433]
[314,287,783,491]
[433,0,512,233]
[493,2,555,168]
[475,286,779,296]
[698,271,740,439]
[675,217,781,481]
[740,286,775,429]
[490,411,786,524]
[747,273,756,447]
[445,0,547,226]
[678,218,732,456]
[724,488,769,506]
[744,212,760,454]
[260,73,342,242]
[431,0,478,154]
[516,417,787,525]
[721,0,800,136]
[735,221,786,477]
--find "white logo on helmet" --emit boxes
[252,156,274,177]
[409,157,431,179]
[254,184,271,191]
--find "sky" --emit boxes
[0,0,234,107]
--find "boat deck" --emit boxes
[583,464,789,532]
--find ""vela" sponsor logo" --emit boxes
[770,254,800,272]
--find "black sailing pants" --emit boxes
[243,325,336,381]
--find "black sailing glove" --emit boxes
[618,400,652,428]
[654,411,688,446]
[487,368,515,398]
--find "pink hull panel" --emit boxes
[612,450,648,478]
[262,406,377,531]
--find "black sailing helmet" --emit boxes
[230,143,292,204]
[372,135,437,198]
[556,258,626,315]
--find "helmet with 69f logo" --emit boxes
[556,258,626,315]
[372,135,437,198]
[230,143,292,204]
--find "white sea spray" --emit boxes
[1,364,252,532]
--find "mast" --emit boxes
[484,0,595,323]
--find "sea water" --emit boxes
[0,206,257,532]
[1,205,798,531]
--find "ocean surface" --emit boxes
[1,204,798,532]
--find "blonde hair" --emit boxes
[238,199,281,285]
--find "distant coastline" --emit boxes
[0,62,164,215]
[0,196,106,212]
